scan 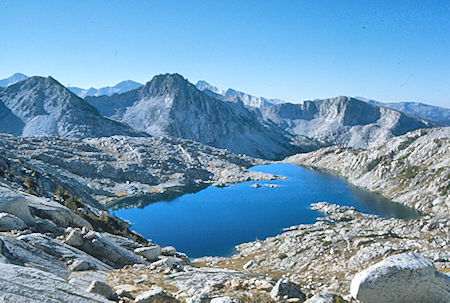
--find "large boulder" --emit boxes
[134,286,179,303]
[79,231,146,268]
[86,280,113,299]
[0,212,27,231]
[350,252,450,303]
[305,292,347,303]
[0,262,112,302]
[134,245,161,261]
[25,193,92,229]
[270,279,306,301]
[0,187,35,225]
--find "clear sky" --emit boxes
[0,0,449,107]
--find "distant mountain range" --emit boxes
[355,97,450,126]
[0,72,443,159]
[0,73,29,87]
[68,80,143,98]
[195,80,285,107]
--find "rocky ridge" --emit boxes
[0,76,146,138]
[363,98,450,126]
[0,134,276,209]
[260,96,437,149]
[195,80,285,108]
[285,127,450,215]
[69,80,143,98]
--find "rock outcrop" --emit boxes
[0,262,113,302]
[286,127,450,215]
[350,252,450,303]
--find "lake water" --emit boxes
[112,163,419,258]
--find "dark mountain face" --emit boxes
[86,74,302,159]
[0,76,146,138]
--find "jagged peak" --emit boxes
[140,73,198,96]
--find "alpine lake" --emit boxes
[112,163,420,258]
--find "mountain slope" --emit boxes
[195,80,285,107]
[260,96,436,149]
[0,73,29,87]
[286,127,450,215]
[360,98,450,126]
[0,76,146,138]
[69,80,143,98]
[86,74,301,159]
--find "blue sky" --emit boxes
[0,0,449,107]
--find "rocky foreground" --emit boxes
[0,127,449,302]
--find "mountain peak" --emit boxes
[0,73,29,87]
[141,73,194,96]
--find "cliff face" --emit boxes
[261,96,436,149]
[286,127,450,215]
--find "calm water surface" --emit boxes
[113,163,419,257]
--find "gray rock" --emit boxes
[161,246,177,256]
[134,245,161,261]
[79,231,147,268]
[270,279,306,301]
[68,270,109,292]
[305,292,347,303]
[350,252,450,303]
[33,217,65,234]
[210,297,241,303]
[86,280,113,299]
[186,293,212,303]
[0,262,112,302]
[0,187,35,225]
[65,228,84,247]
[134,286,179,303]
[69,259,90,271]
[115,288,134,299]
[243,259,254,269]
[101,232,143,251]
[17,233,111,272]
[151,256,186,270]
[0,212,27,231]
[26,194,92,229]
[0,233,69,278]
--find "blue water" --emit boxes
[113,163,419,258]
